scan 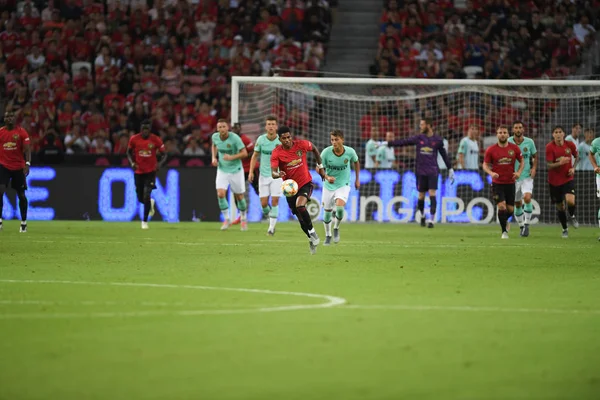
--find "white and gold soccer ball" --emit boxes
[282,179,299,197]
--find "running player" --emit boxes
[271,126,325,254]
[320,129,360,245]
[587,132,600,240]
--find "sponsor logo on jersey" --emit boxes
[287,159,302,167]
[498,157,513,164]
[420,146,433,154]
[138,149,152,157]
[2,142,17,150]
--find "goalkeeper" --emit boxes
[381,118,454,228]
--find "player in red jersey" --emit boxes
[271,126,326,254]
[127,120,167,229]
[546,126,579,238]
[483,125,524,239]
[0,111,31,233]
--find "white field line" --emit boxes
[343,304,600,315]
[0,300,279,308]
[2,238,592,249]
[0,280,347,319]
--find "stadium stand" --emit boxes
[0,0,334,161]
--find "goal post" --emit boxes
[231,76,600,225]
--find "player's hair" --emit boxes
[512,120,524,128]
[421,117,433,126]
[468,124,479,130]
[584,127,594,133]
[266,115,277,122]
[277,126,291,136]
[217,119,228,124]
[553,125,565,133]
[496,125,509,132]
[141,119,151,127]
[330,129,344,138]
[572,122,582,129]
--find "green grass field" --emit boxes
[1,221,599,400]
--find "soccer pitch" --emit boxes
[1,221,599,400]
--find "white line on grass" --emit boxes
[0,280,347,319]
[343,304,600,315]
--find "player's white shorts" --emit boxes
[321,186,351,209]
[515,177,534,202]
[215,169,245,194]
[596,175,600,198]
[258,175,283,198]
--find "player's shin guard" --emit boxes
[417,199,425,219]
[557,209,568,230]
[269,206,278,231]
[17,192,28,222]
[498,209,508,232]
[323,210,332,236]
[429,197,437,221]
[237,198,248,221]
[262,205,270,217]
[334,206,344,229]
[218,197,229,221]
[523,202,533,224]
[514,206,524,226]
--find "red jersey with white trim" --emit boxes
[0,126,30,170]
[546,140,578,186]
[271,139,313,188]
[483,142,523,184]
[128,133,165,174]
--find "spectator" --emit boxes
[184,138,206,156]
[574,15,596,44]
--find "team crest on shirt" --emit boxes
[148,143,154,149]
[344,158,348,164]
[508,150,514,156]
[565,148,571,154]
[523,147,528,153]
[296,150,302,157]
[227,144,231,148]
[12,134,18,140]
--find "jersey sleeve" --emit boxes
[530,140,537,155]
[155,136,165,152]
[254,136,262,153]
[350,148,359,163]
[545,143,554,162]
[242,134,254,153]
[270,148,279,169]
[483,147,493,164]
[457,138,466,154]
[366,141,377,156]
[320,148,328,168]
[19,127,30,144]
[301,140,313,152]
[569,141,578,157]
[515,145,523,161]
[234,134,245,152]
[591,139,600,155]
[128,135,136,149]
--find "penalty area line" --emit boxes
[342,304,600,316]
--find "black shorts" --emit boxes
[134,172,156,192]
[0,164,27,191]
[244,169,259,194]
[491,183,516,206]
[417,174,438,192]
[549,181,575,204]
[286,182,314,215]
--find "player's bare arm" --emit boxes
[23,141,31,177]
[458,153,465,169]
[211,144,218,166]
[310,143,326,180]
[248,151,259,181]
[222,147,248,161]
[589,151,600,173]
[126,147,137,169]
[483,162,498,180]
[531,153,538,178]
[354,160,361,189]
[272,166,285,179]
[156,150,167,171]
[514,155,525,180]
[569,154,579,176]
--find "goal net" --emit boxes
[232,77,600,225]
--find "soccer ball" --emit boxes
[282,179,299,197]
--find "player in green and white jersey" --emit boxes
[364,128,379,168]
[588,133,600,239]
[457,125,480,170]
[248,116,282,236]
[565,123,582,146]
[321,129,360,245]
[211,119,248,231]
[508,120,537,237]
[576,128,595,171]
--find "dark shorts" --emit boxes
[549,181,575,204]
[286,182,314,215]
[417,174,438,192]
[244,169,259,194]
[0,165,27,191]
[134,172,156,192]
[491,183,516,206]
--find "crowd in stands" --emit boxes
[374,0,599,80]
[0,0,334,162]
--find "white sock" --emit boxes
[240,210,247,222]
[514,213,524,227]
[324,221,332,236]
[524,211,532,224]
[308,228,316,235]
[222,209,229,222]
[333,217,341,229]
[269,217,277,230]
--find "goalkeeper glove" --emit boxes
[448,168,455,185]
